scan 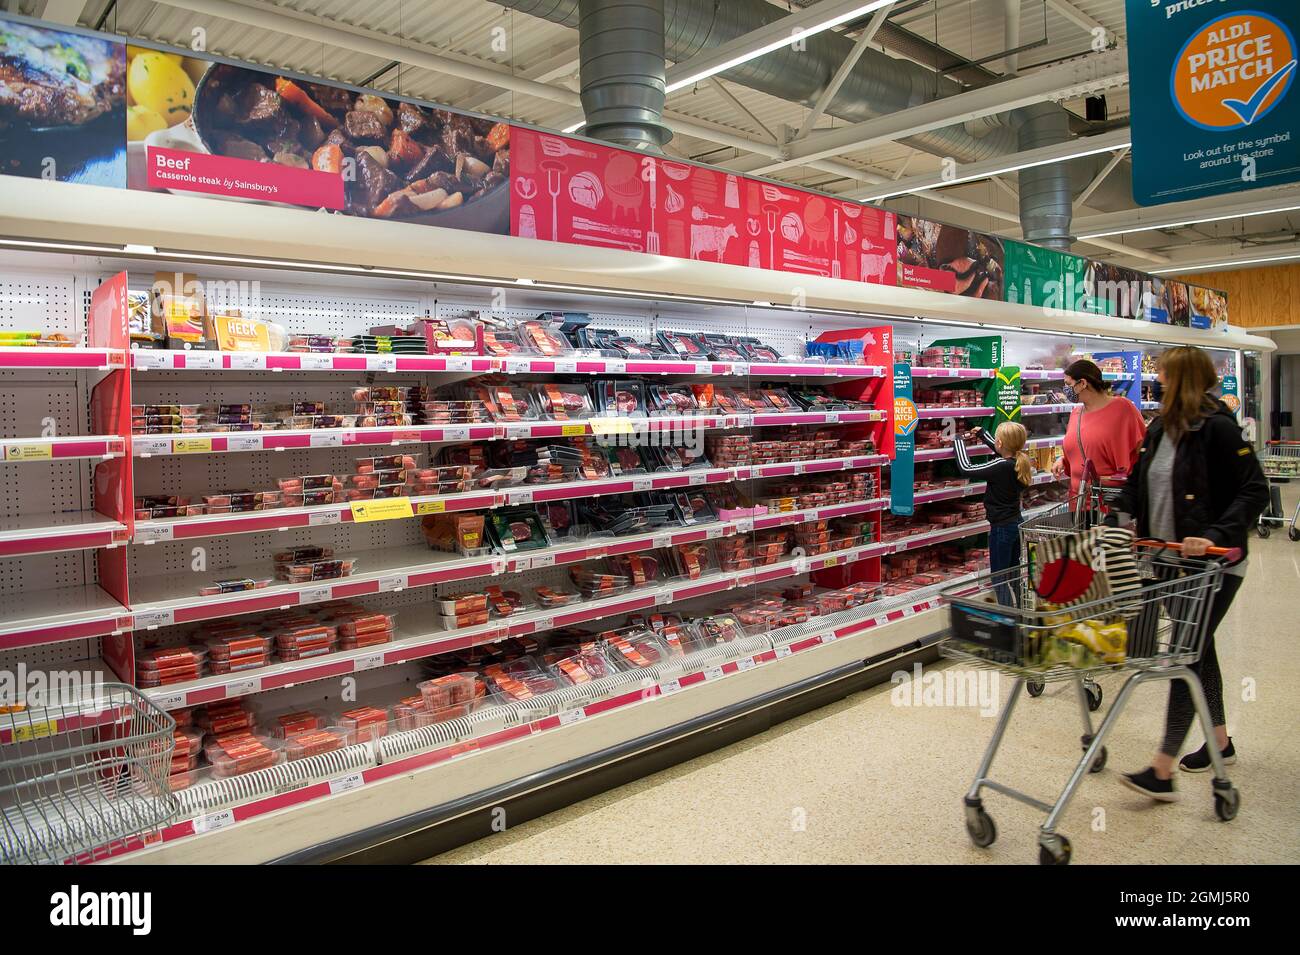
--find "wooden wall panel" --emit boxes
[1182,262,1300,328]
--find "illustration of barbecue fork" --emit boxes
[647,170,661,254]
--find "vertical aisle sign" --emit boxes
[1127,0,1300,205]
[891,363,916,516]
[990,367,1022,425]
[1220,373,1242,419]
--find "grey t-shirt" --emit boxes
[1145,434,1245,577]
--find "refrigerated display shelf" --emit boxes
[914,435,1062,462]
[1021,403,1074,415]
[121,569,983,854]
[0,587,131,652]
[1,435,125,462]
[0,511,129,557]
[130,410,888,457]
[0,346,123,371]
[130,349,887,381]
[909,368,993,379]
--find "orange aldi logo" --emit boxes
[894,397,918,437]
[1173,12,1297,130]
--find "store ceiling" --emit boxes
[24,0,1300,275]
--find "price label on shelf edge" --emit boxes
[132,437,171,456]
[135,524,174,544]
[328,772,365,794]
[775,645,793,658]
[443,426,470,442]
[185,352,221,370]
[378,575,405,593]
[532,616,555,633]
[194,809,235,833]
[154,691,185,710]
[309,431,342,448]
[528,554,555,570]
[299,354,334,371]
[349,498,413,523]
[368,355,397,373]
[227,434,262,452]
[703,665,724,682]
[229,353,266,371]
[736,657,757,672]
[5,443,52,461]
[227,678,257,697]
[172,438,213,454]
[300,584,332,604]
[132,350,168,369]
[309,509,342,527]
[558,707,586,726]
[659,678,682,696]
[355,652,385,671]
[133,609,174,630]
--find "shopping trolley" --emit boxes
[1018,480,1126,703]
[939,540,1241,865]
[1,683,178,864]
[1256,440,1299,541]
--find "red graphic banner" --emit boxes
[146,145,345,210]
[509,126,896,285]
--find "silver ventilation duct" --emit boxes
[577,0,672,151]
[497,0,1080,244]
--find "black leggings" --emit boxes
[1161,574,1243,758]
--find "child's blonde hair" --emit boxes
[995,422,1032,487]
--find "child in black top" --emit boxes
[953,422,1033,601]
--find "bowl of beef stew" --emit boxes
[182,64,510,231]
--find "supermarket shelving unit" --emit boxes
[0,175,1271,865]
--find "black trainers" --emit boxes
[1179,739,1236,773]
[1121,767,1180,802]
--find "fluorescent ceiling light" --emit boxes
[561,120,585,134]
[1079,204,1300,239]
[861,138,1130,202]
[1154,251,1300,274]
[665,1,894,93]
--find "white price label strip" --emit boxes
[227,678,257,697]
[446,356,473,372]
[227,435,261,452]
[703,665,724,682]
[154,692,186,710]
[652,534,672,549]
[355,652,385,671]
[775,645,793,659]
[558,707,586,726]
[705,525,724,539]
[443,426,470,442]
[194,809,235,833]
[511,489,534,505]
[328,772,365,794]
[299,585,332,604]
[229,353,266,370]
[532,616,555,634]
[185,352,221,370]
[605,360,626,374]
[308,510,341,527]
[655,591,673,606]
[529,554,555,570]
[689,472,708,485]
[378,575,405,593]
[133,437,171,456]
[368,355,397,372]
[133,351,169,369]
[299,354,334,371]
[133,609,174,630]
[310,432,342,448]
[659,678,682,696]
[135,524,173,544]
[554,359,578,374]
[820,633,837,645]
[736,657,757,672]
[732,362,750,376]
[632,477,653,492]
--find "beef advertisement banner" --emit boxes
[1126,0,1300,205]
[894,216,1004,299]
[509,125,896,283]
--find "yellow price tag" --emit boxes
[12,719,58,742]
[415,500,446,515]
[350,498,414,522]
[5,443,52,461]
[588,417,634,436]
[172,438,212,454]
[823,556,841,567]
[561,423,590,436]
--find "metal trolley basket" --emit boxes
[940,540,1242,865]
[1,683,178,865]
[1017,486,1124,703]
[1256,440,1299,541]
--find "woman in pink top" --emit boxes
[1050,358,1146,495]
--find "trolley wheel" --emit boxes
[1257,524,1271,539]
[1081,735,1108,773]
[965,809,997,848]
[1038,835,1072,866]
[1289,526,1300,542]
[1214,788,1241,822]
[1026,679,1045,698]
[1085,683,1103,712]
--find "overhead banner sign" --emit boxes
[1127,0,1300,205]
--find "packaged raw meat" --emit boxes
[519,321,572,358]
[655,331,707,358]
[205,733,283,778]
[338,706,390,743]
[418,672,483,712]
[534,383,592,419]
[534,583,582,608]
[285,726,354,761]
[268,710,327,738]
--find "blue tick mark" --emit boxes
[1222,59,1297,126]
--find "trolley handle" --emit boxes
[1133,538,1242,563]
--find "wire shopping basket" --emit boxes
[1,683,178,865]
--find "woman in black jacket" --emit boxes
[1109,346,1269,801]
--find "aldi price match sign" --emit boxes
[1127,0,1299,205]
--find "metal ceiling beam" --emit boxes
[663,0,896,93]
[1073,146,1128,210]
[1073,187,1300,239]
[729,48,1128,175]
[709,78,780,144]
[35,0,88,24]
[849,127,1132,201]
[1046,0,1116,45]
[793,3,894,141]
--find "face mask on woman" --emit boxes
[1063,382,1079,403]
